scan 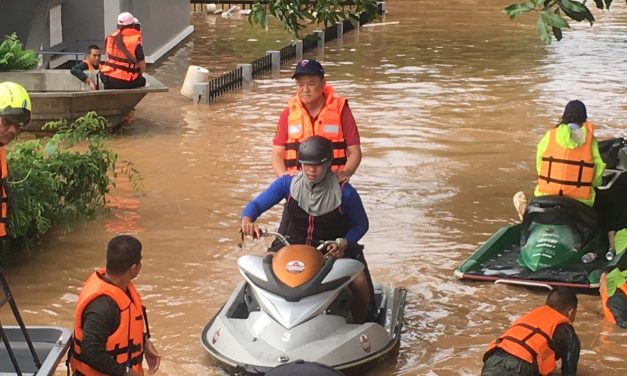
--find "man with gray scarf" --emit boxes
[241,135,371,323]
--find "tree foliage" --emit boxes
[504,0,619,44]
[2,112,139,259]
[0,33,38,71]
[249,0,378,37]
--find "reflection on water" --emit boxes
[1,0,626,375]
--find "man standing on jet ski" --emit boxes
[240,135,371,323]
[513,100,606,220]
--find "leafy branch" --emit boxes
[0,33,38,71]
[504,0,616,44]
[3,112,140,258]
[249,0,378,38]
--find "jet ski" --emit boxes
[0,269,72,376]
[201,232,406,374]
[455,138,627,290]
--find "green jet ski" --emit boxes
[455,138,627,290]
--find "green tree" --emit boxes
[0,33,38,71]
[2,112,139,260]
[504,0,619,44]
[249,0,378,37]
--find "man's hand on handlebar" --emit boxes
[325,238,348,258]
[241,216,261,239]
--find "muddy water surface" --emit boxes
[2,1,627,375]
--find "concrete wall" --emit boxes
[62,0,105,52]
[0,0,36,41]
[0,0,192,65]
[126,0,193,63]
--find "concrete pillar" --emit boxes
[295,40,303,61]
[314,30,325,51]
[193,82,210,104]
[237,63,253,86]
[266,50,280,74]
[336,22,344,40]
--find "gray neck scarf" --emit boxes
[290,162,341,216]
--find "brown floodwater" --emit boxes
[2,0,626,374]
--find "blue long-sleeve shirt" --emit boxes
[242,175,369,244]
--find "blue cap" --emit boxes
[292,59,325,79]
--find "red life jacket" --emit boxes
[0,146,8,237]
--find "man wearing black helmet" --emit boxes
[0,81,32,238]
[241,135,371,323]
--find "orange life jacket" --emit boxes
[0,146,8,237]
[100,28,142,82]
[71,269,145,376]
[285,85,347,172]
[537,122,595,200]
[485,305,572,376]
[600,273,627,325]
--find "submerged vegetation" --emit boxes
[1,112,139,261]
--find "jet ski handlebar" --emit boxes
[599,168,624,190]
[258,230,290,246]
[257,230,341,256]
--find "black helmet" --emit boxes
[561,100,587,124]
[298,135,333,165]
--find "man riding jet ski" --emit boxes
[201,136,406,373]
[456,101,627,289]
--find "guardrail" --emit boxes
[192,2,386,104]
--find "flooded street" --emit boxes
[2,0,626,374]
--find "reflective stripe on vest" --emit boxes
[100,28,141,82]
[537,122,595,199]
[485,305,571,376]
[600,273,627,325]
[0,147,8,237]
[71,269,145,376]
[285,85,348,172]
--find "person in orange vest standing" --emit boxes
[599,266,627,328]
[271,59,362,184]
[70,45,102,90]
[0,82,31,239]
[513,100,605,219]
[70,235,160,376]
[481,288,580,376]
[100,12,146,90]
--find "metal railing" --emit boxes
[279,44,296,64]
[251,54,272,77]
[196,7,382,103]
[0,268,42,375]
[207,66,243,100]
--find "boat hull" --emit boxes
[0,70,168,131]
[0,326,72,376]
